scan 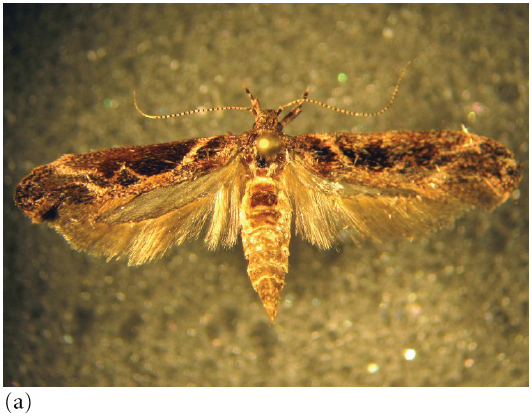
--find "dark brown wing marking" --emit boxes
[289,130,522,246]
[14,135,246,264]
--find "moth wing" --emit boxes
[282,158,346,249]
[15,135,246,265]
[87,158,246,264]
[287,131,521,247]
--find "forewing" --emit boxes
[15,134,246,264]
[288,130,522,245]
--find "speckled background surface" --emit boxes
[4,4,528,386]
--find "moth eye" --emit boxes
[256,131,283,157]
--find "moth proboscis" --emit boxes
[14,66,523,321]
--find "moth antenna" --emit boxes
[279,61,412,117]
[279,87,310,114]
[133,90,251,120]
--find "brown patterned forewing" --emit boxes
[14,134,246,264]
[289,130,522,245]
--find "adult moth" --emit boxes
[14,68,522,321]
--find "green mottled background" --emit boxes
[4,4,528,386]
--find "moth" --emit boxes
[14,68,522,321]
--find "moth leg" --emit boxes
[281,88,310,127]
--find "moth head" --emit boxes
[252,109,283,132]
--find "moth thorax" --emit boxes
[256,131,283,158]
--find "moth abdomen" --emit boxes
[240,176,292,321]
